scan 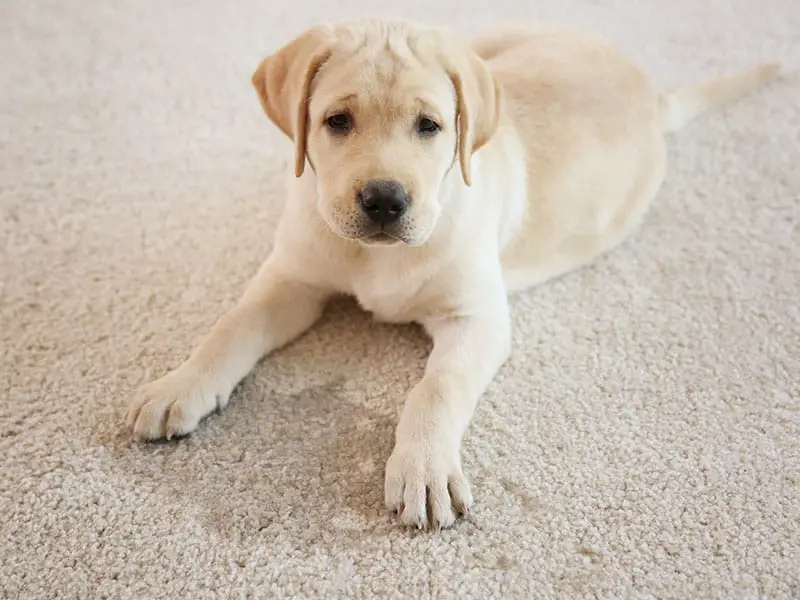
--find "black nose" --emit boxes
[358,180,410,225]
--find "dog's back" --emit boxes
[471,27,779,291]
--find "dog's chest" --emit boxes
[349,273,424,323]
[291,229,452,324]
[342,253,444,323]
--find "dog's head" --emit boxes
[252,19,501,246]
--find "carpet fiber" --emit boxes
[1,0,798,598]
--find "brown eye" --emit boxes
[326,113,352,134]
[416,116,440,136]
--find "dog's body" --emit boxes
[127,19,779,529]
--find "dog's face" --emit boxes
[304,46,458,246]
[252,20,500,246]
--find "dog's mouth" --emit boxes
[359,231,403,246]
[323,207,424,247]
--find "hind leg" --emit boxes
[502,141,667,292]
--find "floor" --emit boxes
[1,0,798,598]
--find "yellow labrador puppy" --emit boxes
[127,18,779,529]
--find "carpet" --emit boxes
[1,0,798,598]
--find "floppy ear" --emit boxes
[252,27,333,177]
[439,41,502,186]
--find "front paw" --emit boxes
[126,367,225,441]
[384,435,472,530]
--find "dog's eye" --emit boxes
[326,113,352,134]
[416,116,441,136]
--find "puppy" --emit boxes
[127,19,779,529]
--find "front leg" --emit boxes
[385,311,511,529]
[127,258,330,440]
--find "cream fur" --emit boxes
[126,19,780,530]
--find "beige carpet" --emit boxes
[1,0,798,598]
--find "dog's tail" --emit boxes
[659,62,781,132]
